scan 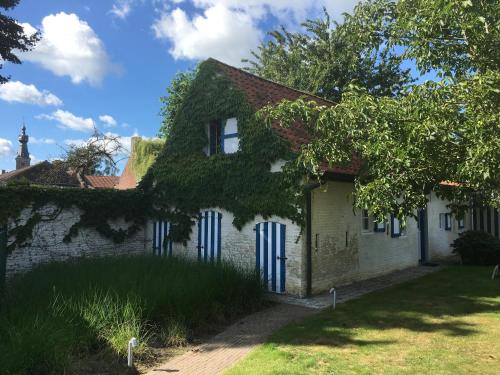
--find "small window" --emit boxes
[457,216,465,229]
[374,219,386,233]
[391,214,401,237]
[222,117,239,154]
[362,209,370,232]
[440,213,452,230]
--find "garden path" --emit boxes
[144,265,442,375]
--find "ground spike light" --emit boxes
[128,337,138,368]
[329,287,337,310]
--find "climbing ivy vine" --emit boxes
[142,59,304,242]
[0,184,151,253]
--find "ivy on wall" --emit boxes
[141,59,304,242]
[0,184,151,253]
[131,138,165,181]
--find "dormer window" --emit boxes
[206,118,239,156]
[222,118,239,154]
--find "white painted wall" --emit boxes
[310,181,420,293]
[426,192,470,259]
[146,208,307,296]
[6,205,147,277]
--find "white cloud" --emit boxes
[0,81,62,106]
[110,0,133,19]
[30,137,56,145]
[152,1,360,66]
[99,114,118,127]
[22,12,114,85]
[38,110,95,132]
[153,4,261,66]
[0,139,14,159]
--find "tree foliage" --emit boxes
[0,0,40,84]
[263,0,499,220]
[246,1,413,102]
[159,68,197,138]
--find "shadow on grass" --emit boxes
[266,266,500,348]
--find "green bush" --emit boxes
[0,256,263,374]
[451,230,500,265]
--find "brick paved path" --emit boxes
[144,265,442,375]
[144,303,315,375]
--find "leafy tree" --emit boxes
[263,0,499,220]
[246,1,413,102]
[0,0,40,84]
[159,68,197,138]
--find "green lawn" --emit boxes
[227,267,500,375]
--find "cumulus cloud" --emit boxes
[0,81,62,106]
[153,4,261,66]
[22,12,114,85]
[0,138,14,159]
[152,0,360,66]
[99,114,118,127]
[37,110,95,132]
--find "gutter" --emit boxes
[304,182,320,297]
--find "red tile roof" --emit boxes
[84,175,120,189]
[210,59,361,176]
[115,160,138,190]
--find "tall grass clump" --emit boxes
[0,255,263,374]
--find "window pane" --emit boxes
[225,118,238,135]
[224,137,239,154]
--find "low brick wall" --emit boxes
[6,204,147,277]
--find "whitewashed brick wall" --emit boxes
[426,192,470,259]
[310,181,420,293]
[6,204,147,277]
[146,209,307,296]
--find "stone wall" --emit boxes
[310,181,420,293]
[146,208,307,296]
[6,204,147,277]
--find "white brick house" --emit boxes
[147,58,476,298]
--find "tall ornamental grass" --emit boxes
[0,255,263,374]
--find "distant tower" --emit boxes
[15,124,30,170]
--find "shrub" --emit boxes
[0,256,263,374]
[451,230,500,265]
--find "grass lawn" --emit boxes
[226,266,500,375]
[0,256,262,375]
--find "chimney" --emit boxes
[130,136,141,155]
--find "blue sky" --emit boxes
[0,0,362,172]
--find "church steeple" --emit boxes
[15,124,30,170]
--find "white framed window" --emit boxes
[374,219,386,233]
[457,216,465,229]
[440,213,452,230]
[222,117,239,154]
[361,209,370,232]
[391,214,401,237]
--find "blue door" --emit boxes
[198,211,222,262]
[256,222,286,293]
[153,220,172,256]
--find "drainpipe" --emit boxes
[304,182,320,297]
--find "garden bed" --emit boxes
[0,255,263,374]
